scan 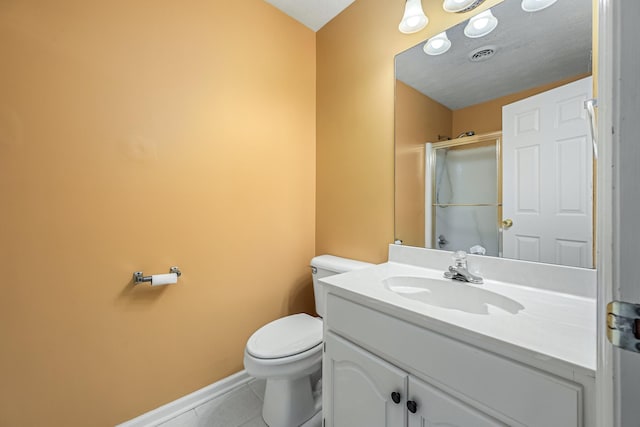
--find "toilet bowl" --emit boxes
[243,255,372,427]
[244,314,323,427]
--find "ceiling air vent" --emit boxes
[468,45,497,62]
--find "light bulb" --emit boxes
[423,32,451,56]
[521,0,558,12]
[464,9,498,38]
[431,39,445,49]
[473,17,489,30]
[399,0,428,34]
[406,16,422,28]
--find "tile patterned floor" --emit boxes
[158,378,268,427]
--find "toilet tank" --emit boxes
[310,255,373,317]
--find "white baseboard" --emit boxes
[116,370,252,427]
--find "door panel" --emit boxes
[503,76,593,268]
[407,376,506,427]
[323,332,407,427]
[609,1,640,426]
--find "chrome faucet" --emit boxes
[444,251,483,284]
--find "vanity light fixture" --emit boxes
[399,0,428,34]
[464,9,498,38]
[521,0,558,12]
[442,0,486,13]
[423,32,452,56]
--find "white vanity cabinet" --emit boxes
[323,332,406,427]
[406,376,505,427]
[323,293,590,427]
[324,331,504,427]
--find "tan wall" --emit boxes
[316,0,503,263]
[0,1,315,425]
[451,73,592,136]
[395,81,452,247]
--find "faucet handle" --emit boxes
[452,250,467,269]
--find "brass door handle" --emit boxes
[502,219,513,229]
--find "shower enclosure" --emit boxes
[425,132,501,256]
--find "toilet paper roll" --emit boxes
[151,273,178,286]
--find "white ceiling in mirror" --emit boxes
[395,0,591,110]
[264,0,356,31]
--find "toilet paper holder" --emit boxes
[133,266,182,284]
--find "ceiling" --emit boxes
[395,0,592,110]
[264,0,357,31]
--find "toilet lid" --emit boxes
[247,313,322,359]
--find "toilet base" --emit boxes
[262,375,321,427]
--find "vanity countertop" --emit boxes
[321,261,596,374]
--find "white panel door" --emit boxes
[323,332,407,427]
[407,376,506,427]
[604,0,640,425]
[502,77,593,267]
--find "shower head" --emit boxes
[457,131,475,138]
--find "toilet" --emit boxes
[243,255,372,427]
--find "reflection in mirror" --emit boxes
[427,134,501,257]
[394,0,594,268]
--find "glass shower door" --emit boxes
[426,133,501,256]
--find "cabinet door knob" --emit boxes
[407,400,418,414]
[391,391,401,404]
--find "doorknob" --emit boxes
[502,219,513,229]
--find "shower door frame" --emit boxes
[425,131,502,255]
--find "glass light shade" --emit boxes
[464,9,498,38]
[423,32,452,56]
[399,0,428,34]
[521,0,558,12]
[443,0,484,13]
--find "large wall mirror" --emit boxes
[394,0,595,268]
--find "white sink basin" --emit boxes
[383,276,524,315]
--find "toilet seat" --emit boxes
[247,313,322,359]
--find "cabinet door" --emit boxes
[323,332,407,427]
[407,376,507,427]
